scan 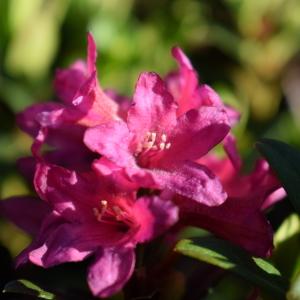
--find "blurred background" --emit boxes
[1,0,300,298]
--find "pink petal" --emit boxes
[105,89,131,120]
[87,32,97,74]
[168,47,200,116]
[223,134,242,171]
[133,196,178,243]
[53,33,97,104]
[0,196,50,236]
[127,72,177,142]
[261,187,286,211]
[153,161,227,206]
[88,247,135,298]
[161,106,230,167]
[54,61,87,104]
[198,85,241,126]
[64,72,120,126]
[16,102,64,138]
[84,120,136,169]
[29,223,94,267]
[178,196,274,257]
[15,212,64,267]
[34,163,102,222]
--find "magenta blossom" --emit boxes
[16,33,122,172]
[1,163,178,298]
[166,47,240,125]
[174,140,284,257]
[84,71,231,206]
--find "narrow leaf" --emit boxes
[3,279,55,299]
[175,236,288,298]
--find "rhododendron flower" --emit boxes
[166,47,240,125]
[174,140,284,257]
[84,72,231,206]
[16,33,123,171]
[1,163,178,298]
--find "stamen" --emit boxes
[93,207,102,221]
[165,142,171,149]
[161,134,167,142]
[113,206,123,220]
[151,132,157,142]
[159,142,165,150]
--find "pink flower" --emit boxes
[166,47,240,125]
[174,140,284,257]
[1,163,178,298]
[16,33,123,171]
[84,72,231,206]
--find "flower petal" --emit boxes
[0,196,50,236]
[34,163,101,222]
[127,72,177,141]
[53,32,97,104]
[161,107,230,167]
[88,247,135,298]
[178,196,274,257]
[153,161,227,206]
[16,102,64,138]
[54,61,87,104]
[29,222,94,267]
[133,196,178,243]
[84,120,136,169]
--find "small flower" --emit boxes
[166,47,240,125]
[84,72,230,206]
[2,163,178,298]
[16,33,122,171]
[174,139,284,257]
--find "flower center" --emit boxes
[92,199,133,226]
[135,131,171,167]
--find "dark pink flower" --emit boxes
[2,163,178,298]
[16,34,123,171]
[175,140,284,257]
[84,72,230,206]
[166,47,240,125]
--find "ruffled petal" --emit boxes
[54,61,87,104]
[128,72,177,142]
[29,222,94,267]
[88,247,135,298]
[34,163,102,222]
[133,196,178,243]
[16,102,64,138]
[53,32,97,104]
[152,161,227,206]
[167,47,200,116]
[177,196,274,257]
[160,107,230,167]
[84,120,136,169]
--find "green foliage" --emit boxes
[175,236,288,298]
[3,279,56,299]
[257,138,300,214]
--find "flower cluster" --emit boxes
[0,34,284,298]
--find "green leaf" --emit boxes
[287,271,300,300]
[175,236,288,298]
[256,138,300,213]
[3,279,55,299]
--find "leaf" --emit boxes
[175,236,288,298]
[273,214,300,280]
[256,138,300,214]
[3,279,55,299]
[275,214,300,247]
[287,270,300,300]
